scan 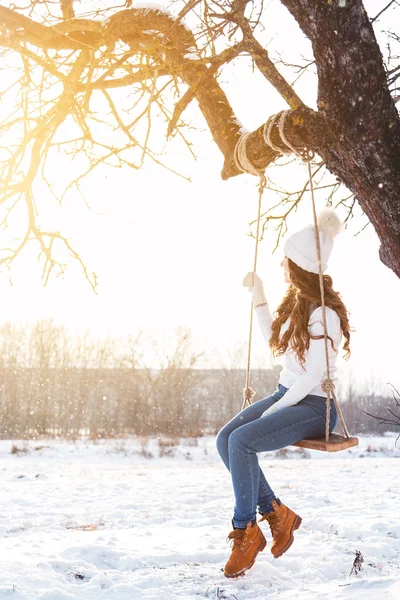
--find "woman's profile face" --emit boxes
[281,256,291,284]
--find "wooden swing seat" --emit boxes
[292,433,359,453]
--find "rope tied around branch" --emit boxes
[234,131,267,183]
[263,109,315,162]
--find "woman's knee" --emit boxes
[329,410,338,433]
[215,426,230,456]
[228,427,251,452]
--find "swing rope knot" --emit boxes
[321,378,335,394]
[242,386,256,409]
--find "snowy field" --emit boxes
[0,435,399,600]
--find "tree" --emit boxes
[0,0,399,288]
[364,384,400,442]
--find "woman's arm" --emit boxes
[255,303,274,345]
[262,308,340,416]
[243,272,273,344]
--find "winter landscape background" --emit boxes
[1,320,398,599]
[1,0,400,598]
[1,435,399,600]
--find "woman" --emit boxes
[216,209,351,578]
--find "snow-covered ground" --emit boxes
[0,435,399,600]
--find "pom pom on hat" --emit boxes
[283,208,342,274]
[317,208,342,239]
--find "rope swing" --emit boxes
[234,134,266,410]
[234,111,358,453]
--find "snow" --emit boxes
[0,435,399,599]
[134,3,173,17]
[184,53,201,61]
[231,115,248,135]
[133,2,193,33]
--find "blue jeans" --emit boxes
[216,384,338,528]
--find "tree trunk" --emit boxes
[278,0,400,276]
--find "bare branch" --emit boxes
[371,0,399,22]
[167,41,245,137]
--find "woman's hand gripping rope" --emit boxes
[243,272,267,308]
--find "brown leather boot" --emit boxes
[258,499,302,559]
[224,520,267,578]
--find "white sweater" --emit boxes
[255,303,342,411]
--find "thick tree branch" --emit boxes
[105,8,245,177]
[167,42,246,138]
[0,7,104,49]
[61,0,75,21]
[221,106,332,178]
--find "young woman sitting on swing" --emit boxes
[216,209,351,578]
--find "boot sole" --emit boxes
[273,515,302,559]
[224,537,267,578]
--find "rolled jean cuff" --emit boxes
[232,518,254,529]
[258,498,276,514]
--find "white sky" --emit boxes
[0,0,399,392]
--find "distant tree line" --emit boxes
[0,320,395,439]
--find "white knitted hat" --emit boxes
[283,209,342,274]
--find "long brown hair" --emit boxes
[269,258,351,365]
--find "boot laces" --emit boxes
[227,529,248,551]
[265,512,281,535]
